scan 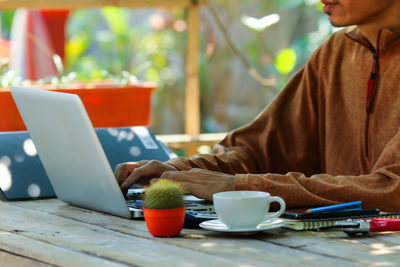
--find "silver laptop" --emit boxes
[11,86,212,219]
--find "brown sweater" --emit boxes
[168,27,400,211]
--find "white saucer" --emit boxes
[199,218,287,233]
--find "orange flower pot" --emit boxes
[0,83,156,131]
[143,206,186,237]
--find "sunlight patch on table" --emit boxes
[358,261,393,267]
[201,242,216,248]
[0,232,11,236]
[0,162,12,191]
[133,126,158,149]
[0,156,11,167]
[343,238,361,244]
[117,130,134,142]
[182,234,206,239]
[301,256,318,261]
[23,138,37,156]
[27,183,41,198]
[240,246,259,253]
[129,146,142,157]
[14,154,25,163]
[107,128,119,137]
[369,242,400,255]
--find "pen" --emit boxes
[306,201,362,213]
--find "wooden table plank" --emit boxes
[258,231,400,266]
[0,230,125,267]
[0,248,51,267]
[0,200,253,266]
[5,199,392,266]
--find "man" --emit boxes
[115,0,400,211]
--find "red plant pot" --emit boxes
[143,206,186,237]
[0,83,155,131]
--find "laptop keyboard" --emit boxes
[124,188,215,213]
[126,199,143,209]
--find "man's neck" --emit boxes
[358,11,400,49]
[359,25,400,49]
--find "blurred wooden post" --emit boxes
[185,0,200,135]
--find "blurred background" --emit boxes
[0,0,336,135]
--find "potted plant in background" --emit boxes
[143,179,186,237]
[0,67,156,131]
[0,8,157,132]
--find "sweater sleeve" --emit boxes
[168,49,321,181]
[234,136,400,212]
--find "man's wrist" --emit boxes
[233,174,248,190]
[165,157,192,171]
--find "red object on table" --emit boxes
[339,218,400,236]
[368,218,400,232]
[143,207,186,237]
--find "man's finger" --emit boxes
[160,170,199,181]
[177,181,213,201]
[173,181,194,195]
[149,178,160,184]
[114,162,139,185]
[120,161,164,190]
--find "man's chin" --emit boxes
[328,17,349,28]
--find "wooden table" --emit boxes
[1,199,400,266]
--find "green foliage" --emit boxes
[315,2,323,11]
[65,8,182,86]
[0,10,15,38]
[275,48,297,74]
[274,0,304,9]
[66,31,90,68]
[145,179,184,209]
[101,7,128,35]
[60,1,333,134]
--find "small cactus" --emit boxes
[144,179,184,209]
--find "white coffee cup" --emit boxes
[213,191,286,229]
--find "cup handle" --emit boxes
[266,196,286,219]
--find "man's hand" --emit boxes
[115,162,235,200]
[114,160,178,194]
[156,168,235,201]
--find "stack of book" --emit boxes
[281,202,400,231]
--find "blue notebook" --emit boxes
[0,127,175,200]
